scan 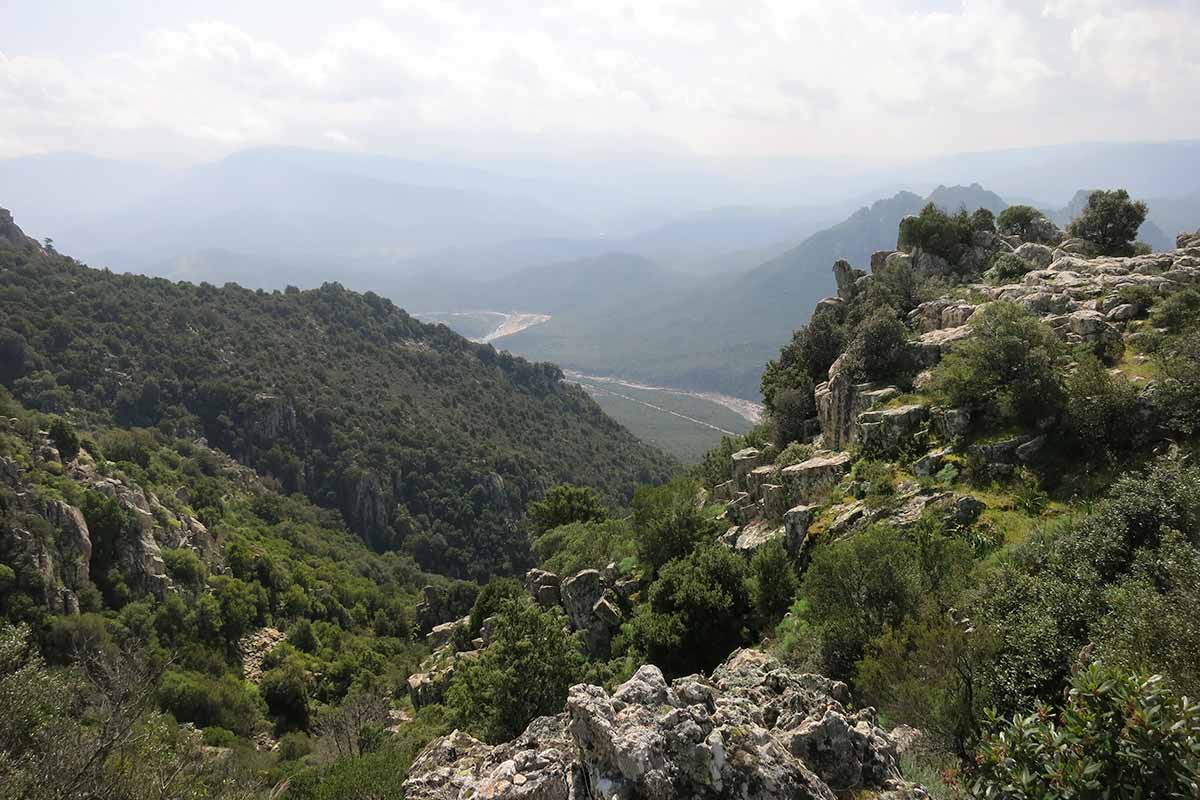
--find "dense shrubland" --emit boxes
[0,243,675,579]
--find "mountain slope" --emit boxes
[0,214,676,578]
[502,191,930,398]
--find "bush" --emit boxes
[47,417,80,460]
[1067,189,1148,257]
[929,301,1064,425]
[996,205,1053,242]
[841,306,915,385]
[768,383,816,446]
[750,539,798,628]
[162,547,206,588]
[532,518,637,576]
[157,669,265,736]
[970,207,996,232]
[762,311,846,413]
[261,660,311,733]
[1150,288,1200,333]
[897,203,975,264]
[1115,283,1157,311]
[277,731,314,762]
[797,526,924,679]
[1062,354,1141,457]
[971,664,1200,799]
[634,478,722,574]
[526,484,607,535]
[629,542,751,678]
[446,598,583,743]
[985,253,1034,284]
[201,726,237,747]
[467,577,525,636]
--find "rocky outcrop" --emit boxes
[0,208,40,252]
[833,259,866,301]
[814,364,901,451]
[409,647,480,709]
[403,649,924,799]
[240,627,287,684]
[731,448,767,491]
[719,519,785,557]
[528,567,631,658]
[780,451,851,506]
[856,404,928,457]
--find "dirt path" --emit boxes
[564,370,764,425]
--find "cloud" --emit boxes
[0,0,1197,162]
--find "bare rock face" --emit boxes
[0,208,40,251]
[856,404,928,458]
[403,649,924,800]
[780,451,851,506]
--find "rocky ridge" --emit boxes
[711,225,1200,555]
[403,648,924,799]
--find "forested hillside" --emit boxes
[0,211,675,579]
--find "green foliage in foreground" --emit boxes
[446,598,584,743]
[971,664,1200,799]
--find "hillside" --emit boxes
[0,209,676,579]
[501,190,933,398]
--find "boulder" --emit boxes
[1014,242,1055,268]
[913,447,952,478]
[1177,230,1200,250]
[833,259,866,301]
[746,465,777,499]
[780,452,852,506]
[731,447,766,490]
[951,495,986,526]
[526,568,563,608]
[784,505,818,558]
[724,491,758,525]
[426,617,466,650]
[721,520,786,557]
[1105,303,1139,321]
[856,404,928,457]
[711,480,736,502]
[560,570,604,632]
[930,407,971,441]
[914,325,971,366]
[762,483,789,519]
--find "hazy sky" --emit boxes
[3,0,1198,163]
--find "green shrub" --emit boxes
[526,484,607,536]
[929,302,1064,425]
[997,205,1052,242]
[447,598,583,743]
[157,669,265,736]
[629,542,751,678]
[47,417,80,460]
[842,306,915,385]
[797,526,924,679]
[768,383,816,447]
[634,478,722,575]
[897,203,975,264]
[532,518,637,576]
[1062,354,1141,456]
[1067,189,1148,256]
[201,726,237,747]
[162,547,206,588]
[774,441,815,469]
[260,660,311,733]
[750,539,798,628]
[1115,283,1157,311]
[971,664,1200,799]
[467,577,525,636]
[1150,288,1200,333]
[277,731,314,762]
[985,253,1034,284]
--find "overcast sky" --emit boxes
[2,0,1198,164]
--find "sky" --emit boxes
[2,0,1199,164]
